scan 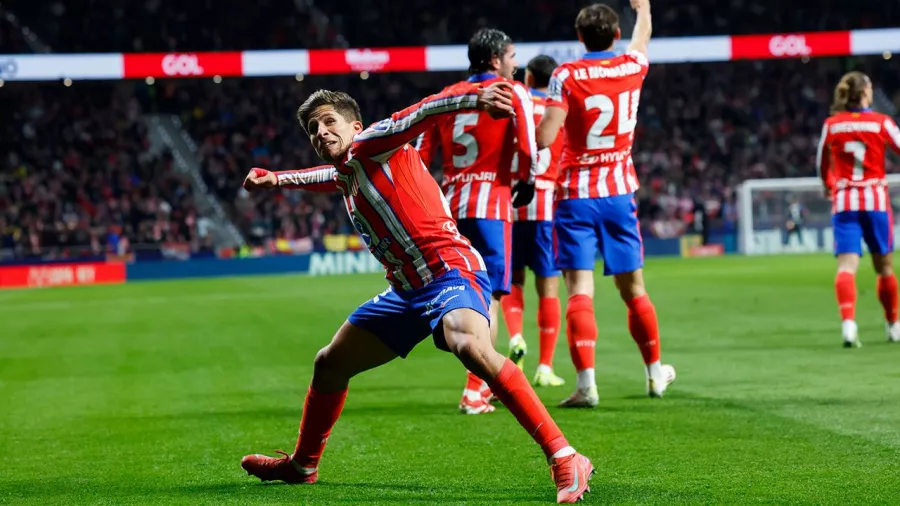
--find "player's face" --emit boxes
[497,44,518,80]
[306,105,363,163]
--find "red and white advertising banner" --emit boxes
[0,29,897,82]
[123,52,243,78]
[0,262,126,289]
[730,31,852,60]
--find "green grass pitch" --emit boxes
[2,254,899,505]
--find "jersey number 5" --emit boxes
[843,141,866,181]
[585,90,640,150]
[452,113,479,168]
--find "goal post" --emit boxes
[737,175,900,255]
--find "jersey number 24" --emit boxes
[585,90,640,150]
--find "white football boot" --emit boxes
[842,320,861,348]
[559,385,599,408]
[886,322,900,343]
[647,363,676,398]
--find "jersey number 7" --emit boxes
[585,90,640,150]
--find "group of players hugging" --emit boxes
[237,0,900,502]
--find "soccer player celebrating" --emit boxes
[500,55,567,388]
[816,71,900,347]
[239,82,593,503]
[535,0,676,407]
[417,28,539,414]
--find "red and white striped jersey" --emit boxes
[417,74,537,222]
[547,50,647,201]
[515,89,563,222]
[275,87,490,291]
[816,109,900,213]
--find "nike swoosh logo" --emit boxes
[566,468,580,493]
[440,294,460,308]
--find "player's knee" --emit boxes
[536,276,559,297]
[614,270,646,300]
[442,316,492,365]
[837,254,860,273]
[313,345,344,378]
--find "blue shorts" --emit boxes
[456,219,511,295]
[554,194,643,276]
[833,211,894,256]
[512,221,561,277]
[347,269,492,358]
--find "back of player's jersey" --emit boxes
[819,111,900,184]
[419,76,534,221]
[818,110,900,213]
[548,50,648,200]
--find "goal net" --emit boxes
[737,175,900,255]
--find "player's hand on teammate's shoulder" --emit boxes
[243,168,278,190]
[476,81,516,119]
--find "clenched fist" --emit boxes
[242,168,278,190]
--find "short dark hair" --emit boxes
[468,28,513,74]
[576,4,619,52]
[526,55,558,88]
[296,90,362,133]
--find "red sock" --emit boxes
[566,294,597,371]
[625,294,661,365]
[877,273,899,323]
[501,284,524,338]
[537,297,561,367]
[292,386,348,468]
[488,359,569,458]
[835,271,857,321]
[464,370,483,393]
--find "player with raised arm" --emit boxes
[500,55,567,388]
[816,71,900,348]
[417,28,539,414]
[239,83,593,503]
[535,0,675,407]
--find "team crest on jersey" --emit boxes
[351,214,372,247]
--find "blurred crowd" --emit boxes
[2,1,900,259]
[4,0,898,52]
[0,84,211,260]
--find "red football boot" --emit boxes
[551,453,594,503]
[241,450,318,484]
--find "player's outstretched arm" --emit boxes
[353,82,515,157]
[627,0,652,56]
[815,123,834,197]
[242,166,339,193]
